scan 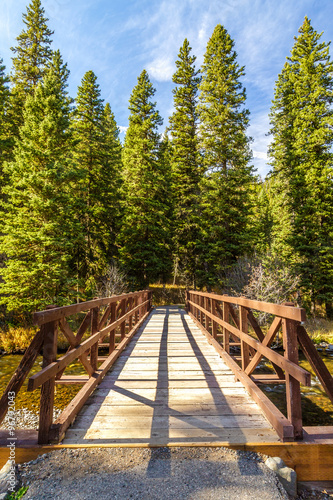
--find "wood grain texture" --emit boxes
[62,306,279,446]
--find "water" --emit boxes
[0,354,86,417]
[0,350,332,427]
[260,352,333,426]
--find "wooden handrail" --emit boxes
[28,298,151,391]
[188,290,306,322]
[188,299,310,385]
[186,289,333,441]
[0,290,153,444]
[33,290,147,326]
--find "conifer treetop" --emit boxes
[11,0,53,90]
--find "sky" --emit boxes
[1,0,333,178]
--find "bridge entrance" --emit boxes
[63,307,278,446]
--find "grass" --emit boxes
[0,326,37,353]
[149,284,186,306]
[6,487,28,499]
[304,317,333,345]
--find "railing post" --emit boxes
[223,300,230,353]
[205,296,210,333]
[109,302,116,354]
[120,298,126,339]
[128,296,133,331]
[240,305,250,371]
[282,313,303,439]
[212,299,217,339]
[201,295,205,329]
[90,307,99,372]
[38,306,57,445]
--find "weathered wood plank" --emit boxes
[34,291,149,326]
[188,291,306,322]
[188,299,310,386]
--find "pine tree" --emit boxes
[72,71,121,294]
[269,17,333,315]
[0,57,10,195]
[9,0,53,140]
[0,52,78,313]
[100,102,123,261]
[197,24,254,286]
[168,39,202,287]
[118,70,172,288]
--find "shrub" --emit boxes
[0,326,37,353]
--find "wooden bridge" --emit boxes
[1,290,333,479]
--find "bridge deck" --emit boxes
[63,306,279,446]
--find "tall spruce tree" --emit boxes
[0,58,10,196]
[197,24,254,286]
[9,0,53,140]
[269,17,333,314]
[0,52,78,313]
[72,71,121,294]
[118,70,172,288]
[168,39,202,287]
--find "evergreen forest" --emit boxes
[1,0,333,323]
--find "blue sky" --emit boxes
[1,0,333,178]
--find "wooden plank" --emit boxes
[188,311,294,441]
[189,291,306,322]
[251,374,286,384]
[28,299,151,391]
[245,317,283,377]
[49,309,151,443]
[240,305,250,371]
[38,316,58,444]
[0,328,44,425]
[33,291,148,326]
[90,307,99,372]
[297,325,333,405]
[98,303,113,330]
[58,318,93,377]
[73,414,270,430]
[55,376,89,385]
[63,426,277,442]
[188,299,311,386]
[283,318,303,439]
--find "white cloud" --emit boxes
[147,56,174,82]
[119,126,128,134]
[253,150,267,160]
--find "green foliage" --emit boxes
[0,57,10,197]
[118,70,172,288]
[169,39,202,287]
[72,71,122,295]
[197,24,255,286]
[6,486,29,499]
[268,17,333,313]
[9,0,53,140]
[0,52,79,312]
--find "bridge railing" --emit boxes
[0,290,152,444]
[186,290,333,441]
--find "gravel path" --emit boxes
[14,447,292,500]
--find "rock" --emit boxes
[278,466,297,498]
[265,457,297,498]
[265,456,286,472]
[326,344,333,352]
[0,461,12,481]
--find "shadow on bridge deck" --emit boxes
[62,306,278,446]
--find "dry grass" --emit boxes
[304,318,333,344]
[0,326,38,353]
[149,284,186,306]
